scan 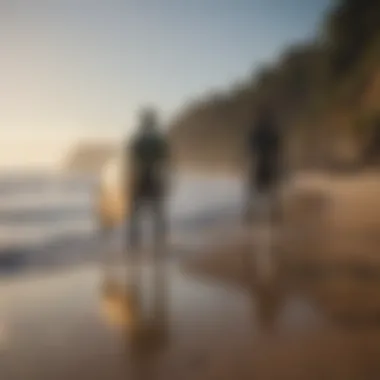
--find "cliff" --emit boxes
[169,0,380,172]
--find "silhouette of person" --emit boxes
[244,104,282,223]
[125,107,170,254]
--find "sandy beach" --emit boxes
[2,170,380,380]
[184,171,380,322]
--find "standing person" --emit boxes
[126,107,170,254]
[244,104,283,223]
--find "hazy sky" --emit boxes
[0,0,331,168]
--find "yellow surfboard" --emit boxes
[96,149,131,229]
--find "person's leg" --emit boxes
[268,183,281,224]
[243,177,256,225]
[267,164,282,224]
[151,194,167,255]
[258,162,281,224]
[127,195,142,251]
[247,163,271,224]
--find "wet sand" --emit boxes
[185,171,380,315]
[1,171,380,379]
[180,171,380,378]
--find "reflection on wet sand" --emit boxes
[239,193,283,331]
[100,278,139,330]
[100,247,171,379]
[3,174,380,379]
[299,266,380,326]
[127,262,170,380]
[252,278,283,332]
[96,180,380,379]
[247,224,284,332]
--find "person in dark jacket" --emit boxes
[244,104,282,223]
[126,107,170,252]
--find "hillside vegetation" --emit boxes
[169,0,380,171]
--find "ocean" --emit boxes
[0,171,243,273]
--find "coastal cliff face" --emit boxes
[63,0,380,177]
[168,0,380,172]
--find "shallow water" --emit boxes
[0,171,244,275]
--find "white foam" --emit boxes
[0,172,242,253]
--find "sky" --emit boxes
[0,0,332,168]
